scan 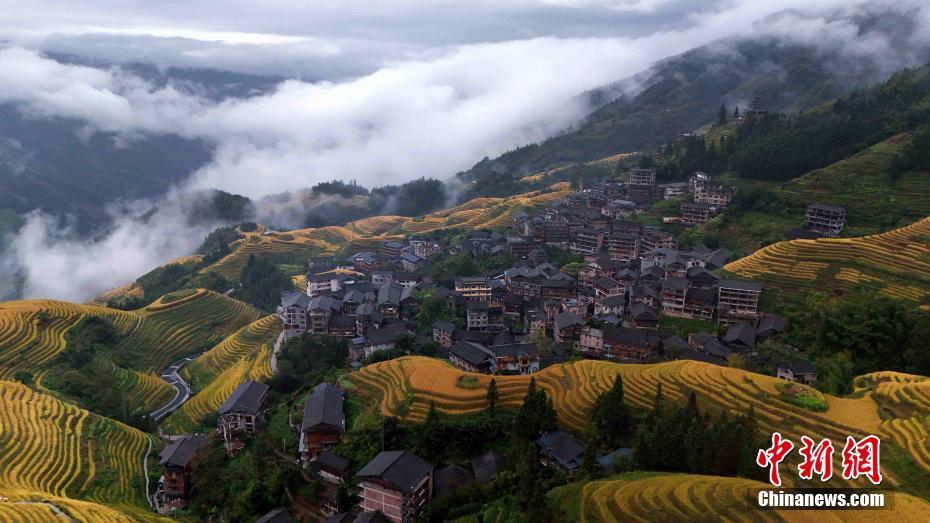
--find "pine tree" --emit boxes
[733,105,740,118]
[486,378,499,415]
[592,375,630,448]
[581,438,604,480]
[718,103,728,125]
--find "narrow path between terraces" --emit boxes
[270,330,285,375]
[6,501,78,522]
[143,435,154,510]
[149,354,197,421]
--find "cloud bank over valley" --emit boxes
[1,0,928,301]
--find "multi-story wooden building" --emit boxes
[629,167,656,187]
[805,203,846,237]
[680,202,714,225]
[158,435,207,510]
[300,383,345,461]
[717,279,763,326]
[432,320,455,348]
[217,380,269,453]
[357,451,433,523]
[455,276,492,302]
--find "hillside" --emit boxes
[550,472,930,522]
[0,300,140,381]
[777,134,930,235]
[0,380,162,520]
[0,290,259,423]
[162,314,280,433]
[200,183,571,280]
[708,134,930,255]
[724,217,930,308]
[117,289,261,373]
[352,356,930,492]
[456,15,930,195]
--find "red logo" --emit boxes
[841,435,882,485]
[756,432,794,487]
[757,434,882,486]
[797,436,834,481]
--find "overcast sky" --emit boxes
[2,0,928,301]
[1,0,735,78]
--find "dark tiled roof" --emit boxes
[218,380,268,416]
[686,266,718,282]
[434,464,473,497]
[758,314,786,335]
[324,514,355,523]
[309,295,341,311]
[489,342,538,359]
[536,430,584,471]
[554,311,584,331]
[594,277,621,289]
[663,276,690,291]
[722,323,757,350]
[357,450,432,493]
[365,324,412,346]
[471,450,508,484]
[316,450,350,472]
[604,326,660,347]
[629,302,658,320]
[433,320,455,332]
[451,341,492,367]
[599,295,626,307]
[541,278,571,288]
[782,361,817,375]
[662,335,689,351]
[302,383,345,432]
[281,291,311,309]
[377,281,413,306]
[159,434,206,468]
[677,348,726,366]
[255,508,297,523]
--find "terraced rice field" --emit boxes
[162,345,274,434]
[183,314,281,389]
[562,473,930,522]
[90,254,205,306]
[199,184,572,279]
[206,229,334,280]
[119,290,260,373]
[725,217,930,305]
[0,493,169,523]
[353,357,930,488]
[114,368,175,413]
[0,381,151,510]
[855,371,930,474]
[0,301,139,381]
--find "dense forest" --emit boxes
[657,64,930,182]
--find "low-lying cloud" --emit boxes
[1,0,929,302]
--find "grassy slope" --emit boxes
[352,356,930,497]
[713,134,930,255]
